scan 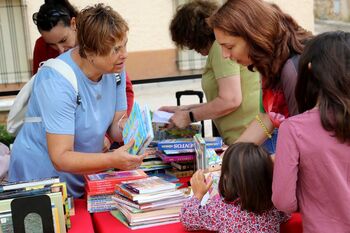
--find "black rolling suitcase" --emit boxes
[175,90,205,137]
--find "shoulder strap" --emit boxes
[41,58,78,95]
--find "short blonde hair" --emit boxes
[76,3,128,58]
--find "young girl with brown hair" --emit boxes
[181,142,288,232]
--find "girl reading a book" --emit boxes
[181,142,288,232]
[9,4,144,198]
[272,31,350,232]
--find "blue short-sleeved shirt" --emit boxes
[9,49,127,197]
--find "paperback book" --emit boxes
[123,102,154,155]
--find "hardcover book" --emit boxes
[194,134,222,171]
[157,137,223,151]
[85,170,148,193]
[156,151,195,163]
[122,176,176,194]
[123,102,154,155]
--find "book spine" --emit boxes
[170,162,194,171]
[0,177,60,192]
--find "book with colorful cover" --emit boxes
[156,151,195,163]
[194,134,222,171]
[194,134,206,170]
[123,102,154,155]
[157,137,222,151]
[0,177,60,192]
[151,110,202,141]
[85,170,148,191]
[115,184,185,203]
[122,176,176,194]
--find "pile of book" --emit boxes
[0,177,71,233]
[85,170,147,213]
[112,176,189,229]
[156,136,223,177]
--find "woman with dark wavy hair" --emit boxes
[272,31,350,232]
[209,0,312,148]
[160,0,260,146]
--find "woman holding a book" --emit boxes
[159,0,260,146]
[8,4,144,198]
[32,0,135,150]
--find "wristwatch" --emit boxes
[188,111,196,123]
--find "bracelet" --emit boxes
[189,111,196,123]
[255,115,272,139]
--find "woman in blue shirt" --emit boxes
[9,4,144,197]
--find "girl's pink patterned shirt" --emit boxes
[181,197,288,233]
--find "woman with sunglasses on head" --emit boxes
[32,0,134,119]
[9,4,144,198]
[209,0,313,150]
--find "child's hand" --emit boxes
[190,170,213,201]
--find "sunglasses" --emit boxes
[32,9,70,25]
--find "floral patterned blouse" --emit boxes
[181,197,288,233]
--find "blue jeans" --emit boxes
[262,129,278,154]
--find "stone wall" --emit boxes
[315,0,350,21]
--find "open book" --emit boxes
[123,102,154,155]
[152,110,201,141]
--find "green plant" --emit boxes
[0,124,15,147]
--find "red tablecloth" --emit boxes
[92,211,211,233]
[92,211,302,233]
[280,213,303,233]
[68,199,94,233]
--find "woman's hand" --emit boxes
[110,140,146,170]
[190,170,213,201]
[169,110,191,129]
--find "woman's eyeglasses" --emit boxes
[32,10,69,25]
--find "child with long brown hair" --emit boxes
[273,31,350,233]
[181,142,288,232]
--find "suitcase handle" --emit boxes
[175,90,205,137]
[176,90,203,101]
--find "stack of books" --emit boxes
[112,176,189,229]
[84,170,147,213]
[0,177,70,233]
[156,137,223,178]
